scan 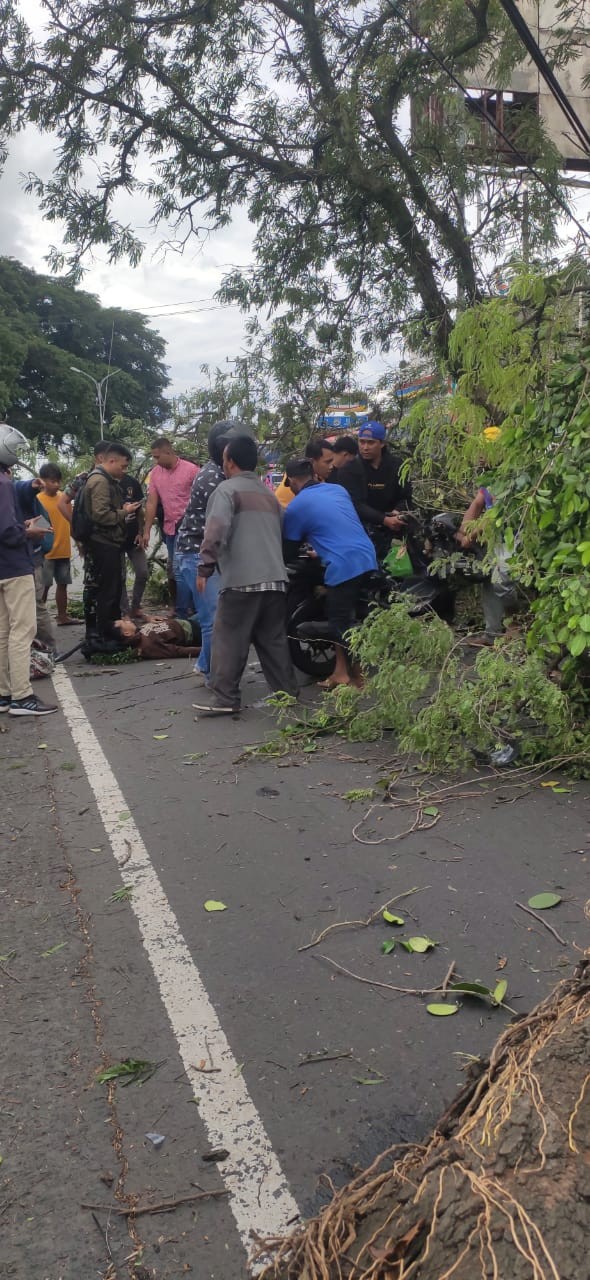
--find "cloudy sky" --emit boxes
[0,120,257,397]
[1,2,588,405]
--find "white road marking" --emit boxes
[52,666,300,1266]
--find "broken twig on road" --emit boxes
[298,886,427,952]
[82,1189,229,1216]
[319,954,457,998]
[515,901,568,946]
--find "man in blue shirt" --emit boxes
[283,458,377,687]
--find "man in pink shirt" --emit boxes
[143,437,199,615]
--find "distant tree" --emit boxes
[0,0,576,373]
[0,258,169,450]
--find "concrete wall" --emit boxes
[468,0,590,167]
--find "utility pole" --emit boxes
[521,180,530,265]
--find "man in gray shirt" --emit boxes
[194,435,297,715]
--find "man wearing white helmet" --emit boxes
[0,424,57,716]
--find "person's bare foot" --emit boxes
[318,675,352,689]
[57,616,81,626]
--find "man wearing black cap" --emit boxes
[332,422,412,558]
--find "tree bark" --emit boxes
[257,955,590,1280]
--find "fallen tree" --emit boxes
[256,954,590,1280]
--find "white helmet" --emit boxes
[0,423,28,468]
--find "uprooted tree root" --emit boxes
[255,955,590,1280]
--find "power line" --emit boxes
[388,1,590,242]
[498,0,590,160]
[142,304,234,318]
[139,297,217,310]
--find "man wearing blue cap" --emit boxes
[331,421,412,560]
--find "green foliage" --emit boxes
[402,264,590,682]
[489,345,590,675]
[256,601,588,773]
[89,648,141,666]
[405,642,581,768]
[0,2,573,365]
[0,258,169,450]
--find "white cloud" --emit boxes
[0,122,254,396]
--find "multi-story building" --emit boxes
[465,1,589,170]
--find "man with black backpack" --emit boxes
[74,443,141,646]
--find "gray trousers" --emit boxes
[209,589,297,708]
[481,575,518,639]
[120,544,149,614]
[33,559,57,651]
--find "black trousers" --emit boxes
[325,572,371,658]
[209,589,298,708]
[88,540,124,639]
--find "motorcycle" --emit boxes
[286,511,481,680]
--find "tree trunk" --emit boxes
[257,955,590,1280]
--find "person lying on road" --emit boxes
[114,614,201,660]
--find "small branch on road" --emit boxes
[353,803,440,846]
[90,1211,114,1264]
[441,961,457,995]
[0,961,21,983]
[319,954,457,998]
[82,1189,229,1216]
[298,886,428,952]
[515,901,568,946]
[299,1051,353,1066]
[252,808,279,822]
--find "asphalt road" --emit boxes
[1,649,588,1280]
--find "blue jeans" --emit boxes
[174,551,220,673]
[165,532,192,619]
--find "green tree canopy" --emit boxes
[0,0,578,367]
[0,257,169,450]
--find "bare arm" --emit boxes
[457,491,487,548]
[142,487,159,544]
[57,492,73,523]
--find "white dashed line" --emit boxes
[52,665,300,1269]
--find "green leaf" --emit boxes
[551,787,571,794]
[527,892,562,909]
[381,940,396,954]
[568,632,587,657]
[450,981,493,998]
[96,1057,158,1086]
[492,979,508,1005]
[426,1003,459,1016]
[153,733,169,740]
[406,936,437,953]
[203,899,227,912]
[40,942,67,957]
[118,811,131,821]
[109,885,134,903]
[353,1077,384,1085]
[423,805,439,818]
[382,911,404,925]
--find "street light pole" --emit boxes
[226,354,254,423]
[70,366,121,432]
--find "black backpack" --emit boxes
[71,476,94,545]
